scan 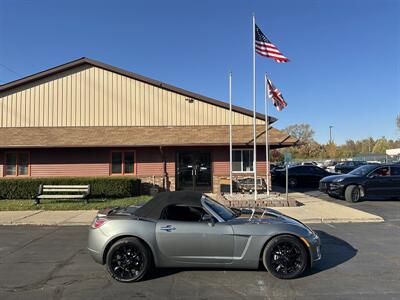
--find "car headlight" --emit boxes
[302,224,316,236]
[334,177,345,183]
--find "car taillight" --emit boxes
[91,217,107,229]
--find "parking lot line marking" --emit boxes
[325,223,336,228]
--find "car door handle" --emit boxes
[160,225,176,232]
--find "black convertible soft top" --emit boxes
[133,191,203,219]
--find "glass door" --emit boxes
[177,152,195,190]
[177,151,212,192]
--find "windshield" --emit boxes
[349,164,378,176]
[202,196,236,221]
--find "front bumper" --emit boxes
[319,181,344,197]
[308,234,322,266]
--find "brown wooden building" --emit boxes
[0,58,297,192]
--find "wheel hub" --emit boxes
[271,242,302,275]
[111,245,144,279]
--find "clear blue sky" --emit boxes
[1,0,399,144]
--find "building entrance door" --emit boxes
[176,151,212,192]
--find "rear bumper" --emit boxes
[87,246,103,264]
[87,228,109,265]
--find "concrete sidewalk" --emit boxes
[274,192,383,223]
[0,210,97,226]
[0,192,384,225]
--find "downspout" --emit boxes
[159,146,168,191]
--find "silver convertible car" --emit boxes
[88,191,321,282]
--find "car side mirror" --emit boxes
[202,214,215,226]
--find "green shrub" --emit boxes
[0,177,141,199]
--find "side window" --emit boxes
[390,166,400,176]
[5,152,30,177]
[162,205,208,222]
[370,167,390,177]
[312,167,324,174]
[110,151,135,175]
[300,166,312,173]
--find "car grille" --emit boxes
[319,182,328,191]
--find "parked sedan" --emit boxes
[272,165,333,188]
[334,161,367,174]
[88,191,321,281]
[320,164,400,202]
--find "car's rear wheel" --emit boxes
[263,235,308,279]
[345,185,360,203]
[106,237,151,282]
[288,177,298,189]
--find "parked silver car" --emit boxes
[88,191,321,281]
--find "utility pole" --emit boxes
[329,126,334,143]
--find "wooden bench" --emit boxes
[34,184,91,205]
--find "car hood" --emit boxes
[321,174,355,183]
[229,208,307,227]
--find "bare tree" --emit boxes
[284,124,315,143]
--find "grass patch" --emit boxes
[0,196,151,211]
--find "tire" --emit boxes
[106,237,151,282]
[263,235,308,279]
[288,177,298,189]
[344,185,360,203]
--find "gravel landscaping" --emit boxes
[210,193,302,208]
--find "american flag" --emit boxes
[255,24,289,63]
[267,77,287,111]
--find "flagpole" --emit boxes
[229,72,233,195]
[252,14,257,200]
[265,73,270,196]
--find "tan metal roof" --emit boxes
[0,126,298,148]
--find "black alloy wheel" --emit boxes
[106,237,151,282]
[263,235,308,279]
[288,177,298,189]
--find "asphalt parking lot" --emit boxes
[1,198,399,300]
[299,188,400,221]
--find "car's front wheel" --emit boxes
[106,237,151,282]
[344,185,361,203]
[263,235,308,279]
[288,177,298,189]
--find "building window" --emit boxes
[232,149,253,172]
[5,152,30,176]
[111,151,135,175]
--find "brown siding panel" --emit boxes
[30,148,109,177]
[0,150,3,177]
[9,147,172,178]
[136,148,166,176]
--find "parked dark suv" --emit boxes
[319,164,400,202]
[272,165,332,188]
[334,161,367,174]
